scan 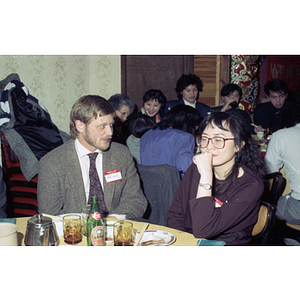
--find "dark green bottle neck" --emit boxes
[90,196,100,213]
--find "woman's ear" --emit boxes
[235,141,245,152]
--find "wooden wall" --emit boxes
[194,55,231,107]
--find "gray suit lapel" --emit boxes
[102,148,115,210]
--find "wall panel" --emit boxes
[0,55,121,133]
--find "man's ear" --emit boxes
[75,120,84,133]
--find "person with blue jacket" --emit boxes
[140,104,202,179]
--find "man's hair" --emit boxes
[108,93,136,114]
[142,89,167,106]
[70,95,115,139]
[221,83,242,101]
[264,79,289,96]
[175,74,204,99]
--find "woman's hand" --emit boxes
[220,96,238,112]
[193,152,213,180]
[254,125,264,133]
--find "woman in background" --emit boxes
[167,111,264,245]
[108,93,136,144]
[140,104,202,179]
[129,89,167,128]
[164,73,211,119]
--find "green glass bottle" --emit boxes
[86,196,106,246]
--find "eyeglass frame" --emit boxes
[197,136,235,149]
[117,110,131,120]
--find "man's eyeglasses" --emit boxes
[197,136,235,149]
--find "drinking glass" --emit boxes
[81,204,91,237]
[256,132,264,140]
[113,220,134,246]
[63,214,82,245]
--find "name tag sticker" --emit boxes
[214,197,223,208]
[104,169,122,183]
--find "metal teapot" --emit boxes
[25,214,59,246]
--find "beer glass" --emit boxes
[113,220,134,246]
[63,214,82,245]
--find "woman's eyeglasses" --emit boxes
[197,136,235,149]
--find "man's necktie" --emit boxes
[87,152,109,217]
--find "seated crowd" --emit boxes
[2,74,299,246]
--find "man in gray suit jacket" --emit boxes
[37,95,147,219]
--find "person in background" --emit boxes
[264,104,300,244]
[140,104,202,179]
[253,79,294,133]
[126,115,154,164]
[37,95,147,219]
[0,167,7,218]
[164,73,211,119]
[167,111,264,245]
[129,89,167,129]
[212,83,254,134]
[108,93,136,145]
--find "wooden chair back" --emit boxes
[263,172,286,206]
[251,201,276,245]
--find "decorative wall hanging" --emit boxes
[231,55,264,116]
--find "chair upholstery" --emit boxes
[136,164,180,226]
[250,201,276,245]
[262,172,286,206]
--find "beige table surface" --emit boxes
[16,217,200,246]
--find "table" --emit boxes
[16,217,200,246]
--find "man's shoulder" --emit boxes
[40,139,75,161]
[106,141,130,155]
[273,125,300,138]
[255,101,273,111]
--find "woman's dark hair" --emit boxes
[154,104,202,135]
[221,83,242,101]
[264,79,289,96]
[129,115,154,138]
[175,74,204,99]
[142,89,167,107]
[198,110,264,195]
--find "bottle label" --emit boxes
[91,226,105,246]
[89,212,101,220]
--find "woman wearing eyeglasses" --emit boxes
[167,110,264,245]
[108,94,136,145]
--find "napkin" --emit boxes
[108,214,126,219]
[0,218,16,224]
[53,220,64,237]
[197,239,226,246]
